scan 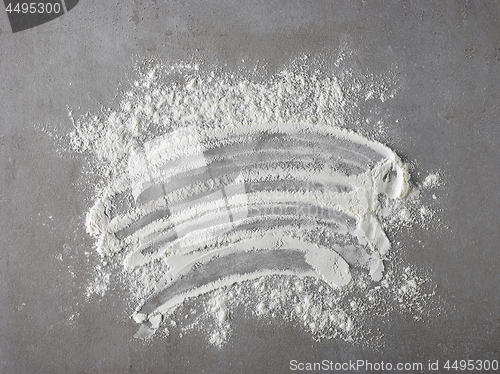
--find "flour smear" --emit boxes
[70,55,443,347]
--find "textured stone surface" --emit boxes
[0,1,499,373]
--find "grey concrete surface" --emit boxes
[1,1,499,373]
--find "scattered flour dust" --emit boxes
[85,263,110,298]
[69,55,444,348]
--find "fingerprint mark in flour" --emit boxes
[85,122,410,337]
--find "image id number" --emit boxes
[6,2,62,14]
[444,359,499,371]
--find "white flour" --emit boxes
[69,55,442,347]
[85,263,110,298]
[422,173,441,188]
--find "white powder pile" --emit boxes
[69,55,443,347]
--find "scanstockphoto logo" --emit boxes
[3,0,79,33]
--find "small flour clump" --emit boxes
[69,55,443,347]
[422,173,441,188]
